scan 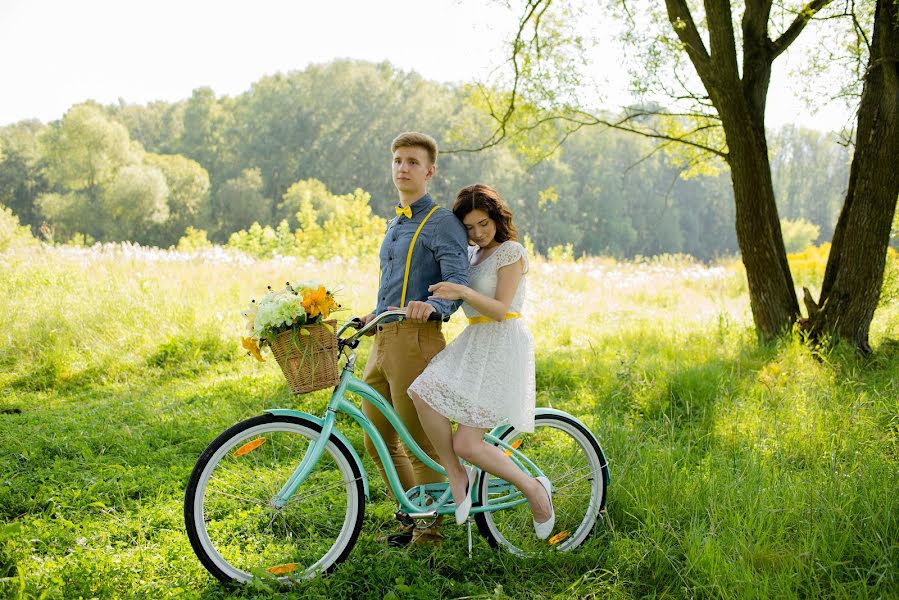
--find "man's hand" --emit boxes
[402,301,435,322]
[360,312,376,335]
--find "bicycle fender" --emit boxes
[487,407,584,439]
[264,408,370,501]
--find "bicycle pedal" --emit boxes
[394,509,415,527]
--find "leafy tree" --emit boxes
[176,226,213,252]
[0,203,36,250]
[312,188,386,258]
[101,164,169,240]
[226,221,287,258]
[40,102,139,198]
[476,0,898,350]
[143,152,211,245]
[0,120,47,230]
[177,87,236,187]
[780,217,820,253]
[34,192,94,241]
[227,182,386,259]
[110,99,185,155]
[276,178,337,229]
[215,168,270,237]
[36,103,146,240]
[6,58,879,271]
[803,0,899,350]
[230,73,320,203]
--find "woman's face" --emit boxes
[462,208,498,249]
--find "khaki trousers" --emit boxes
[362,319,446,498]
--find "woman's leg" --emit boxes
[409,390,469,504]
[452,425,552,523]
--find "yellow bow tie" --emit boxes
[395,205,412,219]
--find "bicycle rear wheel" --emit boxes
[474,412,607,555]
[184,414,365,583]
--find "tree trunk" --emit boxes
[804,0,899,354]
[724,113,802,339]
[666,0,802,340]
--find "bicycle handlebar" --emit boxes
[336,308,443,341]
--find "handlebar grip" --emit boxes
[428,311,443,322]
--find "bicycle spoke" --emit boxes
[477,416,605,555]
[282,476,361,506]
[206,487,270,506]
[187,416,364,583]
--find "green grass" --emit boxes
[1,245,897,599]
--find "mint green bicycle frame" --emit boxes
[263,326,547,518]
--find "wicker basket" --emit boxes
[268,320,339,394]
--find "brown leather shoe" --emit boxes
[410,526,443,546]
[410,515,444,546]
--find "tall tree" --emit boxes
[40,102,138,200]
[215,168,269,237]
[101,164,169,241]
[177,88,235,187]
[143,152,211,244]
[474,0,897,349]
[37,103,142,240]
[803,0,899,352]
[110,100,185,155]
[0,120,47,230]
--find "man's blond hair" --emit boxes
[391,132,438,165]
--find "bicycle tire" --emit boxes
[184,413,365,583]
[474,412,607,555]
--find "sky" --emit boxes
[0,0,855,132]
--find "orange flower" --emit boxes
[241,337,265,362]
[302,286,336,320]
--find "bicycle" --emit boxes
[184,309,611,584]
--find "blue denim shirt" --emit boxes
[374,193,469,320]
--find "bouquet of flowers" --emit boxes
[240,282,342,394]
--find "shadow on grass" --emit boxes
[4,332,898,598]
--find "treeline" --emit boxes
[0,60,852,259]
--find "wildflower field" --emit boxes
[0,244,897,599]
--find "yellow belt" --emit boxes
[468,312,521,325]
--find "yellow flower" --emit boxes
[302,286,336,320]
[241,337,265,362]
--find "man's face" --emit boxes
[392,146,435,196]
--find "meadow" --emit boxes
[0,243,897,599]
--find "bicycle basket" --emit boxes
[268,320,339,394]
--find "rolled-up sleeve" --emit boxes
[426,213,470,319]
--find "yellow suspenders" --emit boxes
[399,205,440,308]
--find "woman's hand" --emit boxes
[428,282,468,301]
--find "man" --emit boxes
[360,132,469,546]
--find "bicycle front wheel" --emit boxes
[474,412,607,555]
[184,414,365,583]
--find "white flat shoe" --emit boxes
[533,476,555,539]
[455,466,476,525]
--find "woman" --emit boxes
[407,183,554,538]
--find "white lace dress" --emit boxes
[409,241,536,432]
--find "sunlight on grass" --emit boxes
[1,244,897,598]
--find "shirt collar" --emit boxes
[401,193,435,217]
